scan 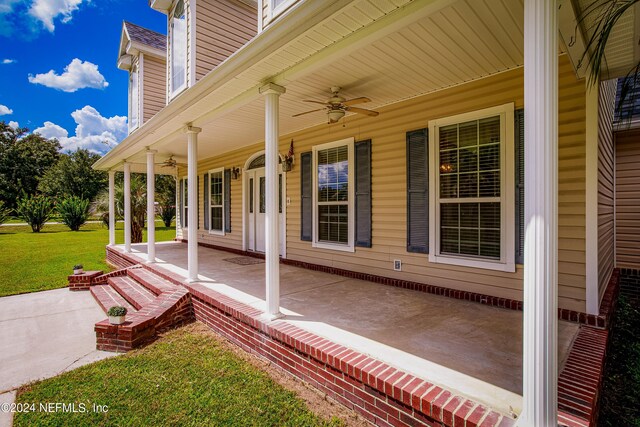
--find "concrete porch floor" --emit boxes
[118,241,579,416]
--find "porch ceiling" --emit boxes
[97,0,535,171]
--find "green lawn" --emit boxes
[14,324,343,427]
[0,220,176,297]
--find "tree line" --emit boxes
[0,121,176,240]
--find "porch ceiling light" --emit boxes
[327,109,345,124]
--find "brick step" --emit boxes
[90,284,137,315]
[127,268,178,295]
[108,276,157,310]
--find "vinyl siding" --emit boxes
[195,0,257,81]
[142,55,167,123]
[180,54,587,312]
[615,129,640,269]
[597,79,616,300]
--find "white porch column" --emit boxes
[520,0,558,426]
[123,161,132,253]
[108,170,116,246]
[185,125,202,282]
[147,150,157,263]
[260,82,286,319]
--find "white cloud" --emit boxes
[0,104,13,115]
[28,58,108,92]
[2,59,16,64]
[28,0,84,32]
[8,121,20,129]
[34,106,127,154]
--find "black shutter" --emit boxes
[515,109,525,264]
[406,129,429,254]
[203,173,210,230]
[300,151,312,241]
[224,169,231,233]
[179,178,185,228]
[355,139,372,247]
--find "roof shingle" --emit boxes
[124,21,166,51]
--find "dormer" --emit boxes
[117,21,167,134]
[150,0,257,102]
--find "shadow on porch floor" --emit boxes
[117,241,579,416]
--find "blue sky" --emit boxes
[0,0,166,154]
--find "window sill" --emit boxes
[428,254,516,273]
[312,241,355,253]
[208,229,225,236]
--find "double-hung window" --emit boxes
[170,0,187,99]
[208,168,224,234]
[129,63,139,132]
[312,138,354,252]
[428,104,515,272]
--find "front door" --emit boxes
[247,168,284,255]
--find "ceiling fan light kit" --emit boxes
[293,86,379,124]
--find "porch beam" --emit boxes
[520,0,558,426]
[147,150,157,263]
[185,125,201,282]
[108,170,116,246]
[124,161,132,253]
[260,82,285,320]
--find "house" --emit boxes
[90,0,639,426]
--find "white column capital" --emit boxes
[146,149,158,155]
[259,82,286,96]
[184,125,202,135]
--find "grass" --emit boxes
[14,324,343,427]
[0,220,176,297]
[598,296,640,427]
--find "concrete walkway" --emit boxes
[0,289,116,427]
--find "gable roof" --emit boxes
[123,21,166,51]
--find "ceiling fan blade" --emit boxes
[292,108,325,117]
[347,106,379,117]
[342,97,371,106]
[303,100,331,106]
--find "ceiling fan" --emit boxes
[293,86,379,124]
[157,155,181,168]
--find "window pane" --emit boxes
[249,178,253,214]
[439,150,457,174]
[210,172,223,206]
[479,116,500,145]
[479,171,500,197]
[211,207,222,231]
[441,204,458,227]
[458,173,477,198]
[440,202,500,259]
[259,177,265,214]
[171,0,186,93]
[318,145,348,202]
[440,227,459,254]
[460,228,479,256]
[130,67,138,129]
[440,174,458,198]
[458,120,477,147]
[318,205,348,244]
[439,125,458,150]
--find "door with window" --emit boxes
[245,154,285,255]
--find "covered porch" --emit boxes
[109,241,581,422]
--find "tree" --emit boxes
[16,194,54,232]
[580,0,640,112]
[155,175,176,227]
[57,196,90,231]
[94,173,147,243]
[39,149,107,202]
[0,201,11,226]
[0,122,60,209]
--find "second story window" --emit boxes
[129,64,139,132]
[170,0,187,98]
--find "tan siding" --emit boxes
[597,80,616,299]
[616,129,640,269]
[142,56,167,123]
[188,55,586,312]
[195,0,257,81]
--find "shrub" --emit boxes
[0,201,11,226]
[160,205,175,227]
[57,196,90,231]
[107,306,127,317]
[16,194,53,232]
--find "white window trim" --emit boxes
[428,103,516,273]
[268,0,295,21]
[128,61,140,133]
[169,0,188,100]
[207,167,225,236]
[312,137,355,253]
[181,177,188,230]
